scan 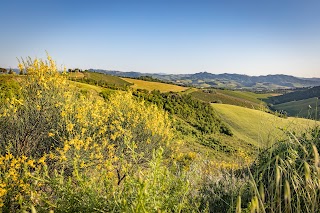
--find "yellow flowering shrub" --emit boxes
[0,55,192,211]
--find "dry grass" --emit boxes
[122,78,188,93]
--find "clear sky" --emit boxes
[1,0,320,77]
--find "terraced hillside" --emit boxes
[212,104,318,147]
[122,77,188,92]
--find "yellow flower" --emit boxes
[27,159,35,168]
[66,123,74,132]
[48,132,55,137]
[18,63,24,71]
[38,156,46,164]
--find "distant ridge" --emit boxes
[89,69,320,90]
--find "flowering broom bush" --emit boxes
[0,56,197,212]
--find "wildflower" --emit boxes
[66,123,74,132]
[38,156,46,164]
[48,132,55,137]
[27,159,35,168]
[18,63,24,71]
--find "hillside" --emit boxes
[2,63,320,212]
[123,77,188,92]
[272,97,320,119]
[188,89,276,109]
[212,104,318,147]
[68,71,132,89]
[267,85,320,104]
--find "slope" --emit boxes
[212,104,318,147]
[267,86,320,105]
[272,97,320,119]
[189,89,276,109]
[69,71,132,89]
[122,77,188,93]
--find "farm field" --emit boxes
[122,77,188,92]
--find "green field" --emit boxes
[212,103,318,147]
[190,89,277,109]
[123,77,188,92]
[219,90,277,104]
[272,97,320,119]
[69,71,131,87]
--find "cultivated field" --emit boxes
[122,78,188,92]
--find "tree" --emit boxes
[0,68,7,73]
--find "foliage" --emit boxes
[0,56,199,212]
[69,71,131,91]
[232,127,320,212]
[267,86,320,105]
[133,90,232,136]
[0,68,7,74]
[271,97,320,119]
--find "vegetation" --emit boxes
[189,89,276,111]
[267,86,320,105]
[69,71,132,90]
[123,77,188,93]
[132,89,232,136]
[271,97,320,119]
[1,55,320,212]
[212,104,318,147]
[0,68,7,74]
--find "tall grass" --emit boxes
[242,127,320,212]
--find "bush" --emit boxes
[0,55,198,212]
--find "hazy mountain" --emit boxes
[89,69,320,90]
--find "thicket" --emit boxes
[132,89,232,136]
[0,56,199,212]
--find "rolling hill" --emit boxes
[90,69,320,90]
[272,97,320,119]
[267,86,320,105]
[122,77,188,92]
[188,89,276,109]
[68,71,132,89]
[212,104,318,147]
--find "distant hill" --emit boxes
[89,69,320,90]
[272,97,320,119]
[267,86,320,105]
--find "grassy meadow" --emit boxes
[272,97,320,119]
[1,56,320,212]
[212,103,318,147]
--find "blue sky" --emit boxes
[1,0,320,77]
